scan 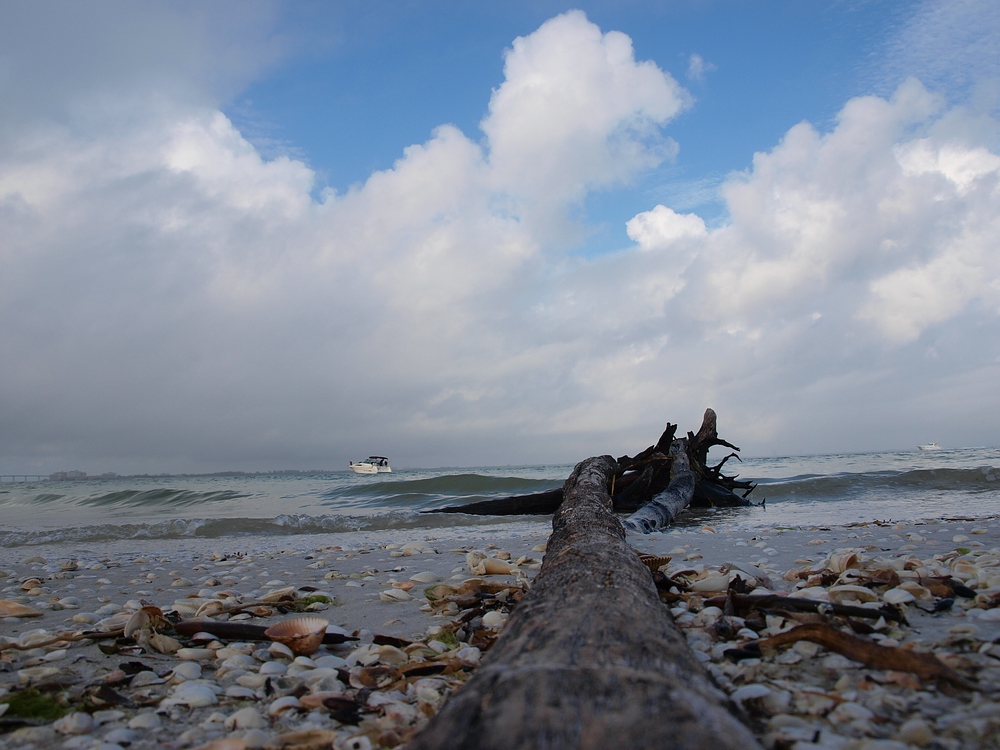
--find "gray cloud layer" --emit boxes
[1,6,998,473]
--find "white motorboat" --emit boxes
[350,456,391,474]
[917,442,941,451]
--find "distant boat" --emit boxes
[350,456,391,474]
[917,442,941,451]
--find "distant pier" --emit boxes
[0,475,48,483]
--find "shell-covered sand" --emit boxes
[2,518,999,749]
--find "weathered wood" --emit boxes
[407,456,762,750]
[622,439,695,533]
[424,409,754,522]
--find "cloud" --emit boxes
[2,8,998,474]
[481,11,689,242]
[878,0,1000,100]
[687,53,716,83]
[613,78,1000,449]
[0,11,693,471]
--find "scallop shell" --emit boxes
[264,617,329,656]
[0,600,44,618]
[638,555,672,572]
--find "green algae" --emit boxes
[3,688,69,722]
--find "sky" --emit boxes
[1,0,999,474]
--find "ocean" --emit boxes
[1,447,997,549]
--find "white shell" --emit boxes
[267,695,302,717]
[379,588,411,602]
[267,641,295,659]
[482,611,507,629]
[883,588,916,604]
[122,609,150,638]
[409,571,441,583]
[176,648,215,661]
[689,574,730,593]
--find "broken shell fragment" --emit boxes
[828,585,878,604]
[264,617,329,656]
[260,586,296,603]
[423,584,459,602]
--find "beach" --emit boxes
[3,515,1000,749]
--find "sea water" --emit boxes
[1,447,997,548]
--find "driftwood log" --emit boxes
[622,438,694,532]
[407,456,762,750]
[429,409,755,530]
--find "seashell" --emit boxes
[268,641,295,659]
[225,706,267,730]
[424,584,459,601]
[409,571,440,583]
[897,581,932,600]
[167,683,217,708]
[466,551,488,574]
[264,617,329,656]
[18,666,61,684]
[828,585,878,603]
[267,695,302,717]
[638,554,672,572]
[482,611,506,630]
[21,578,42,591]
[300,691,353,709]
[374,645,408,666]
[176,647,215,661]
[391,581,415,590]
[259,661,287,675]
[195,600,227,618]
[130,671,163,687]
[123,609,150,638]
[951,561,981,581]
[260,586,296,603]
[828,552,860,574]
[148,633,181,654]
[400,541,434,554]
[689,573,730,593]
[883,588,915,604]
[788,587,831,601]
[483,558,514,576]
[379,588,411,602]
[169,661,202,681]
[0,600,43,618]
